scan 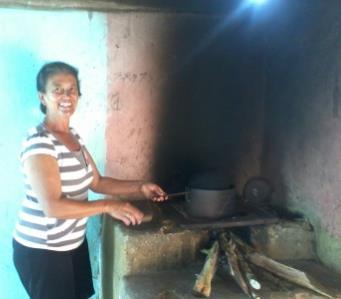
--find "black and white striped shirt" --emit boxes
[13,124,94,251]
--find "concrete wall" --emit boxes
[7,1,341,297]
[0,6,265,298]
[105,11,265,193]
[262,0,341,272]
[0,9,107,298]
[102,9,265,298]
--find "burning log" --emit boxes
[237,250,263,298]
[247,252,336,299]
[192,231,338,298]
[228,232,337,299]
[192,240,219,298]
[219,233,262,299]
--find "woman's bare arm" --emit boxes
[24,154,143,225]
[85,149,167,201]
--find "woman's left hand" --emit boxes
[141,182,168,202]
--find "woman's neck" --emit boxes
[43,117,70,133]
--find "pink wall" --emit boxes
[106,14,167,180]
[105,13,265,192]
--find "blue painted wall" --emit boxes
[0,8,107,298]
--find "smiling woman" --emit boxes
[36,62,81,115]
[40,72,79,116]
[12,61,168,299]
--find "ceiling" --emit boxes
[0,0,242,14]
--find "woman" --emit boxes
[13,61,167,299]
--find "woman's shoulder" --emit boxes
[25,123,49,139]
[21,124,58,161]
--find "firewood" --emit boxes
[219,233,262,299]
[247,252,336,299]
[192,240,219,298]
[237,249,262,299]
[229,233,337,299]
[250,264,295,291]
[219,233,249,294]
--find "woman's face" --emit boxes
[39,72,79,117]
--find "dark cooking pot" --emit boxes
[185,186,237,219]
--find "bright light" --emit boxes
[250,0,268,5]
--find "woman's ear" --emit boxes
[38,92,46,105]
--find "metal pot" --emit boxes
[185,186,237,219]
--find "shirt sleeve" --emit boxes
[20,132,58,163]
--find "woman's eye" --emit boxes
[53,88,62,94]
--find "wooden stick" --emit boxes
[229,233,337,299]
[167,191,189,198]
[120,191,189,202]
[219,233,259,298]
[192,240,219,298]
[236,249,262,299]
[247,253,336,299]
[141,213,153,223]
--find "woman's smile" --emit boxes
[58,101,73,113]
[41,73,79,117]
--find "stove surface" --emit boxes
[163,201,279,230]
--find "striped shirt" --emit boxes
[13,124,94,251]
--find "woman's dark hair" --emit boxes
[37,61,82,114]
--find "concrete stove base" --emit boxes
[123,260,341,299]
[101,203,341,299]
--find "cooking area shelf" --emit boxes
[162,200,279,230]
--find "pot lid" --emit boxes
[243,177,272,206]
[188,171,232,190]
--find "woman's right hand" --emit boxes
[106,200,144,226]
